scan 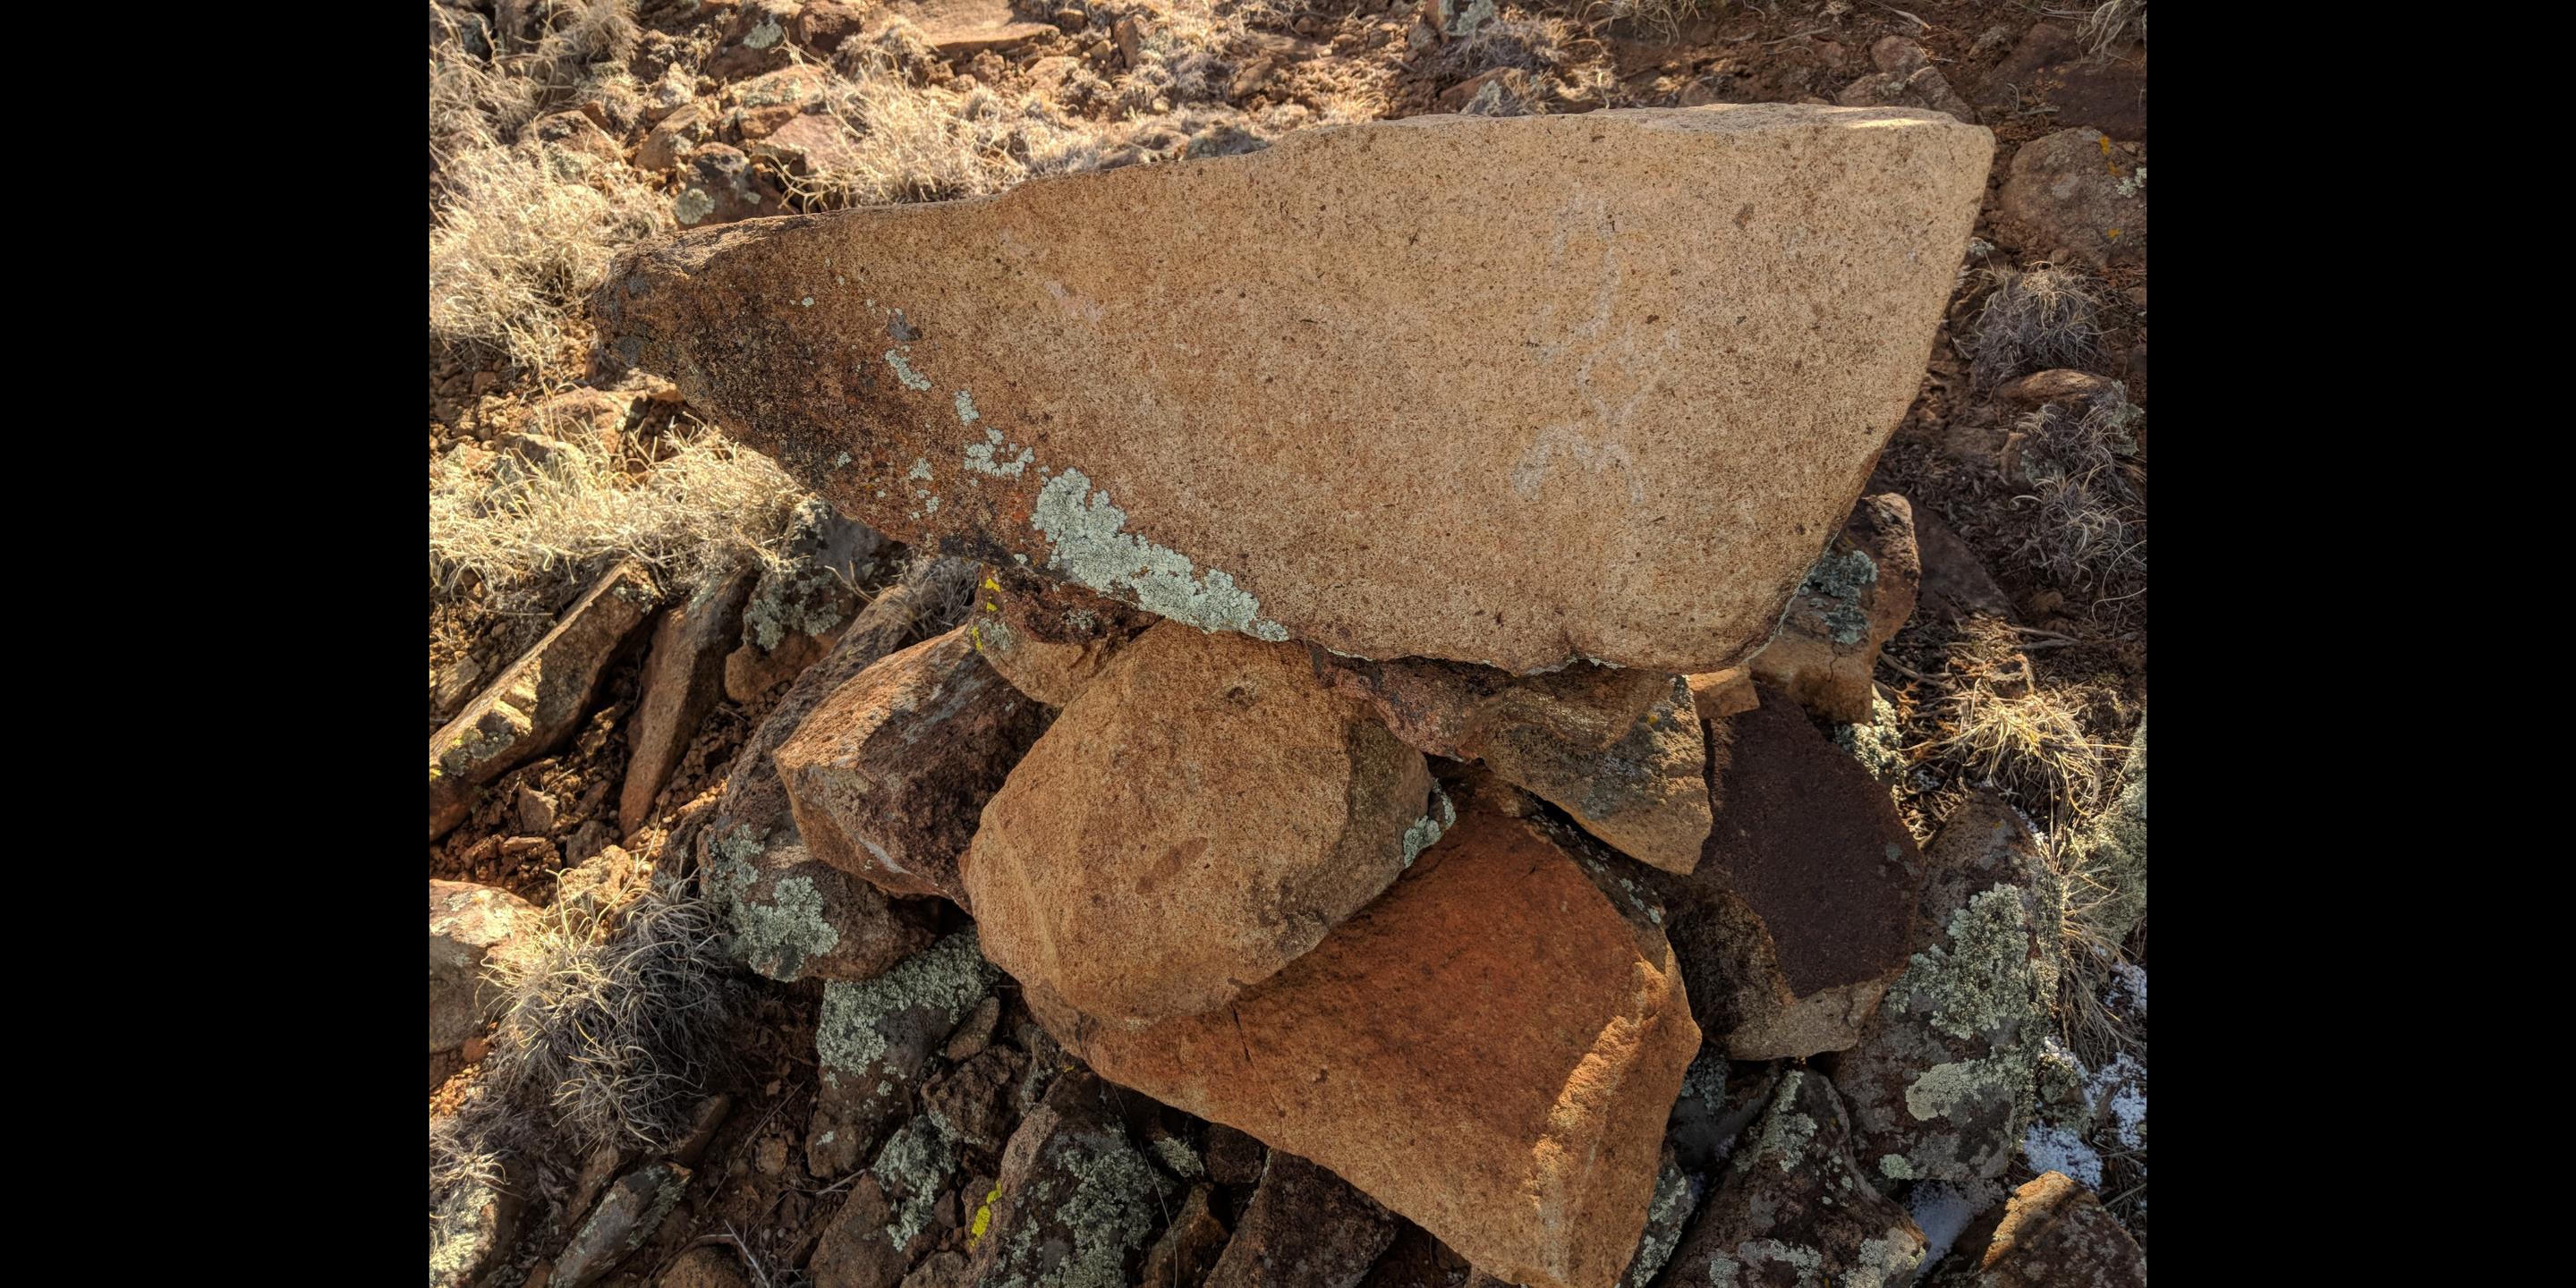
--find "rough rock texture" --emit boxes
[556,1162,692,1288]
[1357,1227,1473,1288]
[429,880,534,1056]
[623,564,759,835]
[1641,692,1922,1060]
[594,105,1992,674]
[724,498,888,702]
[1611,1149,1688,1288]
[812,1114,965,1288]
[1313,654,1710,873]
[965,623,1435,1028]
[970,574,1154,707]
[1996,128,2146,269]
[1976,23,2147,142]
[1831,792,2064,1188]
[1656,1071,1927,1288]
[1684,667,1757,725]
[699,562,979,983]
[1838,38,1977,123]
[808,930,1002,1179]
[1923,1172,2147,1287]
[1747,493,1920,724]
[1207,1151,1399,1288]
[964,1070,1180,1288]
[1141,1183,1232,1288]
[1911,509,2016,626]
[774,624,1050,905]
[430,561,660,839]
[1031,801,1701,1288]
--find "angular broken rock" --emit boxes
[1923,1171,2147,1288]
[594,105,1991,674]
[429,561,660,840]
[964,622,1435,1029]
[725,497,886,702]
[965,1069,1180,1288]
[1832,792,2065,1188]
[1656,1070,1927,1288]
[1142,1183,1232,1288]
[429,880,534,1055]
[809,929,1001,1178]
[1996,128,2147,270]
[1747,493,1920,724]
[1313,654,1710,874]
[1640,690,1923,1060]
[970,573,1153,707]
[622,563,759,835]
[1207,1150,1399,1288]
[773,624,1050,905]
[555,1161,692,1288]
[1026,801,1701,1288]
[700,562,979,982]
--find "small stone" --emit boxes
[431,562,660,840]
[964,1071,1180,1288]
[1142,1185,1230,1287]
[1996,129,2147,269]
[941,995,1002,1061]
[555,1163,692,1288]
[1747,493,1920,724]
[1656,1072,1926,1287]
[429,881,534,1056]
[1206,1151,1399,1288]
[623,564,759,835]
[1923,1171,2147,1287]
[774,625,1051,905]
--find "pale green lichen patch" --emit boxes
[1903,886,2039,1042]
[1031,469,1288,640]
[885,350,932,391]
[817,931,999,1074]
[1745,1072,1819,1172]
[674,187,715,225]
[1877,1153,1915,1181]
[1904,1057,2015,1122]
[875,1113,961,1249]
[723,863,842,981]
[964,426,1033,479]
[1847,1235,1926,1288]
[744,17,784,48]
[1796,547,1879,647]
[954,391,980,425]
[1624,1158,1690,1287]
[993,1123,1172,1288]
[1150,1135,1204,1180]
[1399,785,1456,869]
[1834,691,1906,795]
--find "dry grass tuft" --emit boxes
[1441,13,1581,78]
[477,875,752,1156]
[429,422,806,614]
[1916,621,2113,820]
[429,138,667,376]
[2011,387,2147,598]
[1588,0,1723,38]
[1969,264,2104,387]
[2069,0,2147,57]
[429,0,638,171]
[786,45,1101,208]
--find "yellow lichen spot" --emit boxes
[2105,229,2121,239]
[967,1182,1002,1245]
[982,575,1001,591]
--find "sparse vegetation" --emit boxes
[2011,387,2147,600]
[429,422,806,614]
[1969,263,2104,387]
[429,138,667,376]
[2070,0,2147,58]
[1915,620,2113,821]
[1441,12,1582,77]
[1592,0,1723,39]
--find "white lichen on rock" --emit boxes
[1398,785,1456,869]
[817,931,999,1074]
[964,427,1034,479]
[886,350,933,391]
[1029,469,1288,640]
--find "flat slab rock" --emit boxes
[595,105,1991,674]
[1029,801,1700,1288]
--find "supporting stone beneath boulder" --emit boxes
[1024,799,1700,1288]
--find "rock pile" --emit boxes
[576,102,2005,1288]
[432,99,2132,1288]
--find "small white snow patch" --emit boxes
[1906,1181,1985,1273]
[2021,1123,2104,1188]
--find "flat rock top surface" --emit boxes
[598,105,1991,673]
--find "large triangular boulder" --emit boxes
[594,105,1992,673]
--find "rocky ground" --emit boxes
[429,2,2147,1285]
